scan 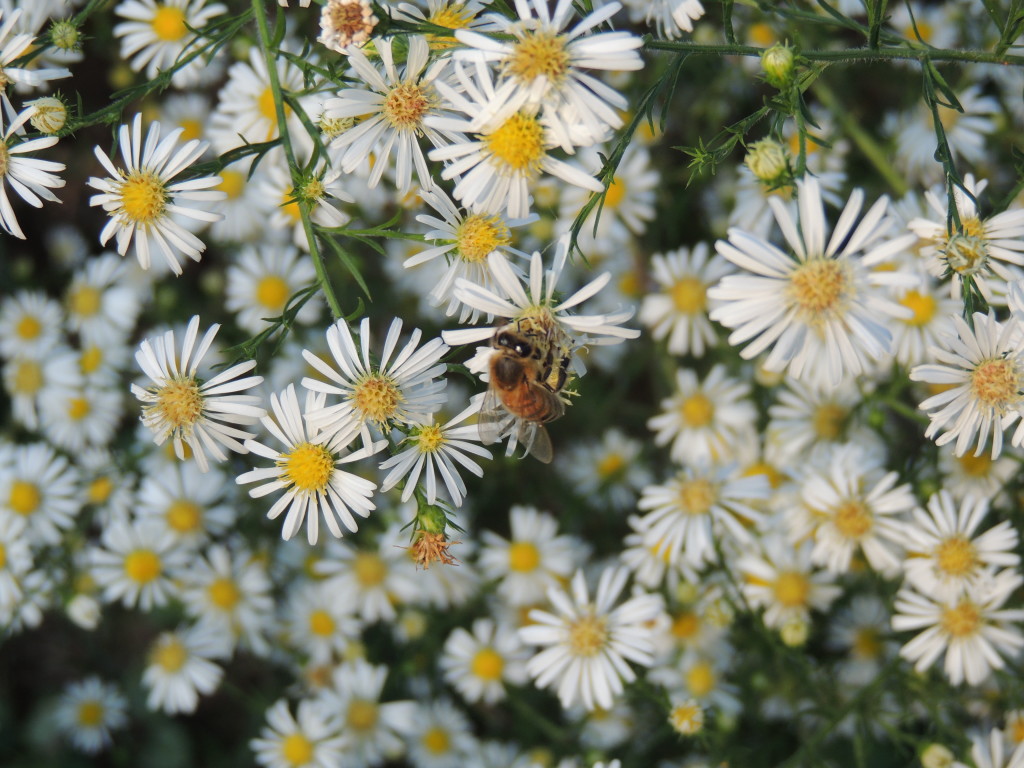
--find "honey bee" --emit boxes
[478,318,572,464]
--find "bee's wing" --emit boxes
[477,384,508,445]
[519,420,554,464]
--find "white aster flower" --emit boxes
[379,397,491,507]
[88,114,225,275]
[39,383,124,453]
[226,243,320,334]
[302,317,449,447]
[910,312,1024,459]
[454,0,642,143]
[89,518,189,610]
[131,314,265,472]
[0,289,62,359]
[142,622,227,714]
[0,9,70,98]
[136,462,236,547]
[284,580,362,663]
[889,272,959,368]
[638,243,732,357]
[902,491,1020,602]
[318,0,378,54]
[251,698,347,768]
[709,176,918,386]
[64,253,142,346]
[559,427,650,512]
[238,384,383,546]
[441,617,530,704]
[0,513,31,615]
[113,0,227,88]
[519,566,662,711]
[0,441,81,546]
[892,569,1024,686]
[427,61,604,219]
[54,677,128,755]
[256,158,353,252]
[0,106,65,239]
[405,698,478,768]
[954,728,1024,768]
[623,0,705,38]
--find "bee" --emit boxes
[478,319,572,464]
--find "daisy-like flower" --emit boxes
[3,347,81,432]
[390,0,494,52]
[284,579,362,663]
[0,9,71,100]
[560,427,650,512]
[623,0,705,39]
[410,184,533,324]
[301,317,449,447]
[889,272,959,368]
[646,364,758,466]
[0,289,62,359]
[379,397,491,507]
[318,0,378,54]
[88,114,226,275]
[142,622,227,714]
[902,491,1020,602]
[323,36,455,194]
[251,698,347,768]
[453,0,642,142]
[737,535,842,631]
[0,441,81,546]
[64,253,142,346]
[636,464,769,571]
[54,677,129,755]
[826,595,897,687]
[89,518,189,610]
[792,443,916,577]
[238,385,384,546]
[954,728,1024,768]
[708,176,918,386]
[426,62,605,219]
[317,659,416,768]
[909,175,1024,305]
[638,243,733,357]
[519,566,662,711]
[405,698,478,768]
[256,158,353,252]
[113,0,227,88]
[0,513,32,615]
[910,312,1024,459]
[39,383,124,453]
[131,314,265,473]
[225,244,320,334]
[136,462,236,546]
[938,442,1019,504]
[478,505,582,606]
[0,105,66,239]
[892,569,1024,686]
[561,144,658,241]
[440,617,530,704]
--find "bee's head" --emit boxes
[496,332,532,358]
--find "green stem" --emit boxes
[814,80,908,196]
[251,0,343,320]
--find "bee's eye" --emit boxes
[515,342,531,357]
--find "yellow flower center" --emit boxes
[485,112,545,175]
[353,552,387,587]
[383,81,432,130]
[833,500,873,540]
[352,374,401,424]
[902,19,933,42]
[256,275,289,312]
[935,535,978,577]
[670,276,707,314]
[455,213,510,262]
[88,476,114,504]
[422,727,451,755]
[77,700,104,727]
[81,345,104,375]
[9,481,40,515]
[426,3,474,47]
[412,424,445,454]
[772,571,810,608]
[961,216,984,238]
[282,442,334,494]
[508,541,540,572]
[0,543,6,569]
[940,600,981,638]
[124,550,161,584]
[957,451,992,478]
[680,392,714,428]
[16,314,41,341]
[471,647,505,681]
[347,700,379,731]
[596,453,625,480]
[67,396,90,421]
[506,30,569,85]
[567,613,608,657]
[259,87,292,123]
[788,258,850,320]
[668,702,704,735]
[166,499,202,533]
[68,285,101,318]
[308,609,335,637]
[178,117,202,142]
[152,637,187,671]
[151,5,187,41]
[281,733,314,767]
[677,478,715,516]
[11,359,42,395]
[813,402,847,440]
[742,460,787,489]
[852,626,881,659]
[971,358,1023,412]
[218,169,246,200]
[749,22,777,47]
[1008,715,1024,745]
[686,660,716,697]
[898,290,937,326]
[208,577,241,609]
[604,176,625,208]
[0,143,9,178]
[671,611,700,640]
[119,170,168,224]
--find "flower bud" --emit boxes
[780,616,809,647]
[66,594,101,630]
[920,743,955,768]
[745,138,789,184]
[27,97,68,134]
[761,43,795,88]
[49,19,81,52]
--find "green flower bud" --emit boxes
[762,43,796,88]
[745,138,789,184]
